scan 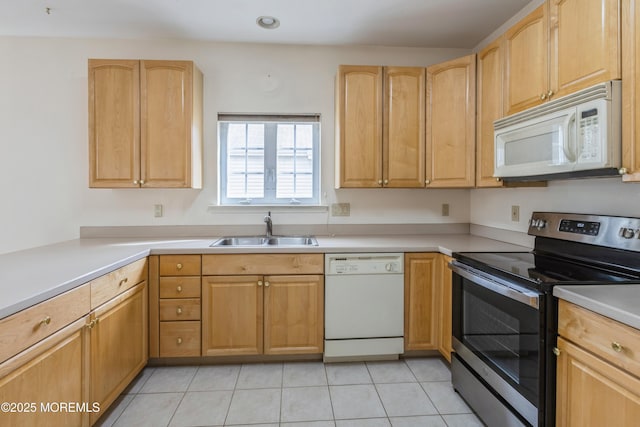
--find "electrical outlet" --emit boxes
[511,205,520,222]
[331,203,350,216]
[154,204,163,218]
[442,203,450,217]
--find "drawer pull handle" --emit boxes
[176,285,183,293]
[40,316,51,326]
[119,278,128,287]
[177,307,183,315]
[611,342,624,353]
[176,263,183,270]
[552,347,561,356]
[177,337,183,345]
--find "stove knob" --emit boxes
[537,220,547,229]
[385,263,394,272]
[619,227,636,239]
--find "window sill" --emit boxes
[207,204,328,214]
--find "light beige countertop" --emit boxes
[554,285,640,330]
[0,234,528,320]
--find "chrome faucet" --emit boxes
[264,211,273,238]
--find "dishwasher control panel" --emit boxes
[325,253,404,275]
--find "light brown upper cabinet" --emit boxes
[335,65,425,188]
[89,59,203,188]
[622,0,640,182]
[504,0,621,116]
[476,38,505,188]
[426,54,476,188]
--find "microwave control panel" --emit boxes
[578,107,601,162]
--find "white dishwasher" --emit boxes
[324,253,404,362]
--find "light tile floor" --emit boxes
[95,357,483,427]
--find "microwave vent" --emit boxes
[495,80,620,130]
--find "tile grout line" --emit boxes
[365,361,391,425]
[323,361,337,426]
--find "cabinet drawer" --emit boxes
[203,254,323,275]
[159,277,201,298]
[160,255,201,276]
[559,300,640,378]
[160,321,201,357]
[0,284,90,364]
[159,299,200,321]
[91,258,148,309]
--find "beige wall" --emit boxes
[0,36,470,254]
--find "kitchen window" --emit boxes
[218,114,320,206]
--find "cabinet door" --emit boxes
[336,65,383,188]
[263,275,324,355]
[504,4,549,115]
[202,276,263,356]
[476,38,505,188]
[383,67,426,188]
[556,337,640,426]
[0,318,89,427]
[141,60,199,188]
[550,0,621,99]
[90,282,148,424]
[437,255,453,362]
[622,0,640,181]
[404,253,439,351]
[426,54,476,188]
[88,59,140,188]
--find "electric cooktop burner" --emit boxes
[454,251,640,291]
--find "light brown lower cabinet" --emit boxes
[0,316,90,427]
[437,255,453,362]
[404,253,439,351]
[202,274,324,356]
[89,282,148,424]
[404,253,453,361]
[556,337,640,426]
[556,300,640,426]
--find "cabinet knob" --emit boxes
[540,93,547,100]
[40,316,51,326]
[383,179,389,185]
[176,285,182,293]
[140,179,145,185]
[176,263,183,270]
[119,277,128,287]
[552,347,561,356]
[496,177,502,182]
[265,281,270,287]
[377,180,383,185]
[425,180,430,185]
[176,307,183,315]
[258,280,263,287]
[611,342,624,353]
[177,337,183,345]
[547,90,554,98]
[133,180,138,185]
[619,167,628,175]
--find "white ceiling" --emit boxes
[1,0,531,48]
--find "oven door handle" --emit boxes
[450,261,540,309]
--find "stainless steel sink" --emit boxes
[210,236,318,247]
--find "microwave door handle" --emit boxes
[562,112,577,162]
[449,262,540,309]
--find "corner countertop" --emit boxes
[554,285,640,330]
[0,234,529,320]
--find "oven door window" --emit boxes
[455,275,540,405]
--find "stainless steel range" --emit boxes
[449,212,640,427]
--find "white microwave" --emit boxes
[494,80,622,181]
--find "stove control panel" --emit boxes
[559,219,600,236]
[528,212,640,252]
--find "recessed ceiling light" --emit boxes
[256,16,280,30]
